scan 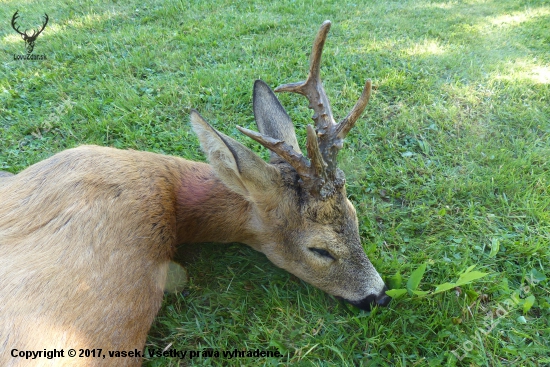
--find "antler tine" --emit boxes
[238,125,330,196]
[236,126,312,175]
[11,10,25,36]
[30,13,49,39]
[305,124,327,178]
[35,14,49,37]
[336,79,372,140]
[274,20,336,135]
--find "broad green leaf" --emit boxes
[387,272,403,289]
[412,290,430,297]
[407,263,427,295]
[385,289,408,298]
[510,291,521,305]
[455,270,489,286]
[528,269,547,284]
[433,282,456,294]
[523,295,536,314]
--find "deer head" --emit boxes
[190,21,390,311]
[11,10,49,54]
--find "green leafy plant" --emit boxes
[386,264,489,299]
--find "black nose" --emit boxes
[348,285,392,311]
[375,286,392,307]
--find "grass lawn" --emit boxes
[1,0,549,365]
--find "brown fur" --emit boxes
[0,146,254,366]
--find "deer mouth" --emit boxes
[341,286,392,311]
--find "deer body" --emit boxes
[0,146,266,366]
[1,21,389,366]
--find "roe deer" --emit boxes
[0,21,389,366]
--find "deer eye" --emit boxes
[309,247,335,260]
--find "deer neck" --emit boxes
[175,162,256,246]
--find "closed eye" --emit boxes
[309,247,335,260]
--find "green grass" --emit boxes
[2,0,549,365]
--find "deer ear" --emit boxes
[190,110,280,199]
[253,80,302,163]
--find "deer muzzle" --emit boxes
[346,285,391,311]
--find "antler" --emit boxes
[239,21,372,199]
[33,13,49,39]
[11,11,26,37]
[11,10,49,41]
[275,20,372,184]
[236,125,328,195]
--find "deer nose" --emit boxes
[348,285,391,311]
[375,286,392,307]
